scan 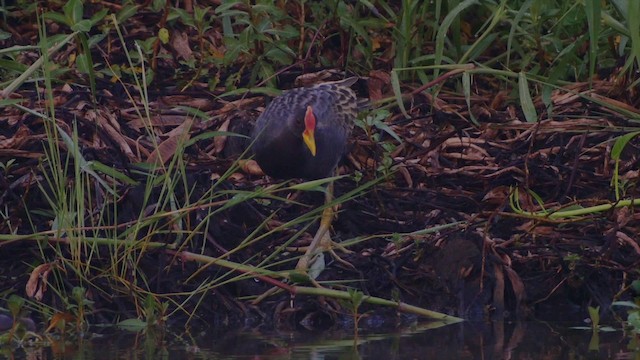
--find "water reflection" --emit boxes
[6,320,638,359]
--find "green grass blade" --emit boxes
[390,70,410,119]
[462,71,478,125]
[518,72,538,123]
[584,0,601,88]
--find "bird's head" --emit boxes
[301,105,317,156]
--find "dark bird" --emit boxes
[251,77,359,274]
[251,77,358,180]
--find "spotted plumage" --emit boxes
[251,78,358,179]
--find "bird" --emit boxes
[251,77,358,274]
[251,77,358,179]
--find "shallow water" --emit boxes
[5,320,637,359]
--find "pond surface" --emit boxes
[5,320,638,359]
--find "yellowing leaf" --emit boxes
[158,28,169,44]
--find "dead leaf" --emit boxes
[159,95,213,111]
[368,70,390,101]
[26,262,55,301]
[147,118,193,166]
[482,186,510,205]
[214,118,230,154]
[504,266,526,313]
[218,97,262,114]
[241,159,264,176]
[46,312,75,333]
[294,70,342,87]
[0,125,30,149]
[86,109,137,161]
[617,231,640,255]
[171,31,193,60]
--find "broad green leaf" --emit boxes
[215,1,244,14]
[117,318,147,331]
[76,52,90,73]
[89,8,109,26]
[158,28,169,44]
[0,59,27,72]
[117,5,139,23]
[611,131,640,160]
[42,11,70,26]
[63,0,83,25]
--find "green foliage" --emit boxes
[589,306,600,331]
[42,0,108,99]
[613,301,640,334]
[518,71,538,122]
[214,0,298,87]
[338,288,366,337]
[0,158,16,174]
[4,0,637,94]
[355,109,401,179]
[611,131,640,200]
[0,295,40,345]
[358,109,401,143]
[613,280,640,335]
[335,1,389,72]
[116,294,167,331]
[69,287,93,328]
[6,295,25,323]
[1,26,386,327]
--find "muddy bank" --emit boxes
[2,73,639,331]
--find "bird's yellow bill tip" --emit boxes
[302,130,317,156]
